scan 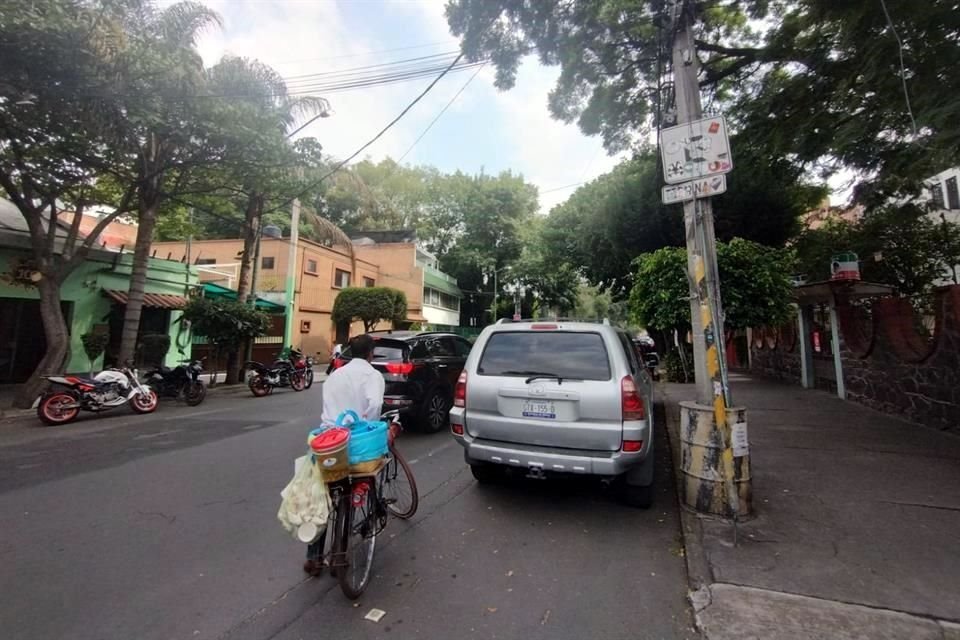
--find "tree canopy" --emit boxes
[629,238,795,333]
[446,0,959,196]
[332,287,408,332]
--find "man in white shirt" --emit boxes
[320,334,385,425]
[305,334,384,576]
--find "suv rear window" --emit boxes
[477,331,611,381]
[342,341,406,362]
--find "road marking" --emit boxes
[242,424,263,431]
[133,429,183,440]
[407,440,454,465]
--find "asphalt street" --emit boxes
[0,383,698,640]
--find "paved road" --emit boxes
[0,385,697,640]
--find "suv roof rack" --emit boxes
[494,317,613,325]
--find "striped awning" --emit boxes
[103,289,188,310]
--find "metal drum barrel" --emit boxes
[679,401,752,518]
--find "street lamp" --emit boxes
[486,265,511,321]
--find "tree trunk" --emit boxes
[236,193,262,305]
[228,194,262,384]
[117,200,161,365]
[14,276,70,408]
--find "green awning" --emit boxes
[202,282,285,311]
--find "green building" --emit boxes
[0,201,197,383]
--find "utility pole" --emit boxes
[283,199,301,347]
[669,0,748,521]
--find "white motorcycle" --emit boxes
[36,367,159,426]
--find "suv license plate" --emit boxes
[522,401,556,419]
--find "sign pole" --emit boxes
[670,4,745,522]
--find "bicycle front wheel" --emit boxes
[337,483,378,599]
[381,446,419,519]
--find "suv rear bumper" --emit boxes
[450,409,647,477]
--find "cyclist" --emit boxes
[304,334,385,576]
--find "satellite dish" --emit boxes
[262,225,282,239]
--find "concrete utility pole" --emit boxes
[283,199,301,347]
[669,1,750,521]
[672,14,723,405]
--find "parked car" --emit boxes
[449,320,656,507]
[332,331,473,432]
[633,337,660,381]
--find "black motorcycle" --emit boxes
[275,346,315,390]
[143,358,206,406]
[245,356,306,397]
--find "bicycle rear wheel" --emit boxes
[381,446,419,519]
[337,482,378,599]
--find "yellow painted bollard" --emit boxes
[679,401,752,518]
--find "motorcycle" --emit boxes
[143,358,206,406]
[245,356,306,397]
[279,347,315,390]
[36,367,159,426]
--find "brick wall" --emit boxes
[750,285,960,432]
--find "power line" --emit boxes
[540,181,586,194]
[396,62,486,164]
[267,50,469,216]
[268,39,458,67]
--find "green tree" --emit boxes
[629,239,794,334]
[446,0,959,194]
[793,203,960,299]
[80,332,110,376]
[332,287,408,333]
[181,297,270,384]
[543,148,822,296]
[0,0,139,406]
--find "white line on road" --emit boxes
[407,440,455,465]
[133,429,184,440]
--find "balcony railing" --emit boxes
[418,261,458,284]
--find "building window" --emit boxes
[305,259,318,275]
[363,277,375,287]
[946,177,960,210]
[261,256,275,269]
[931,183,945,209]
[197,258,216,265]
[300,320,311,333]
[334,268,351,288]
[423,287,459,311]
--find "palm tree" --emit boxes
[115,0,222,365]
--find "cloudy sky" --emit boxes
[185,0,626,213]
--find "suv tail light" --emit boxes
[621,376,645,420]
[385,362,415,375]
[454,371,467,408]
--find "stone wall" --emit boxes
[750,285,960,432]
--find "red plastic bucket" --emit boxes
[309,427,350,472]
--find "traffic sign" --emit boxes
[660,116,733,184]
[661,174,727,205]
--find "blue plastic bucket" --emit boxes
[335,411,389,464]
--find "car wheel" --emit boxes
[418,388,451,433]
[618,481,654,509]
[470,463,504,485]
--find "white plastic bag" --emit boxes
[277,455,331,540]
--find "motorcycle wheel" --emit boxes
[249,375,270,398]
[37,391,81,426]
[303,369,314,389]
[130,389,159,414]
[290,372,306,392]
[184,381,206,406]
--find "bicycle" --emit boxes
[323,410,419,599]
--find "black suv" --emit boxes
[333,331,473,432]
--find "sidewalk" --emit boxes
[661,373,960,640]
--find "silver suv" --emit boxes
[449,320,656,507]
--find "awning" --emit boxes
[104,289,188,310]
[791,280,895,304]
[201,282,285,311]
